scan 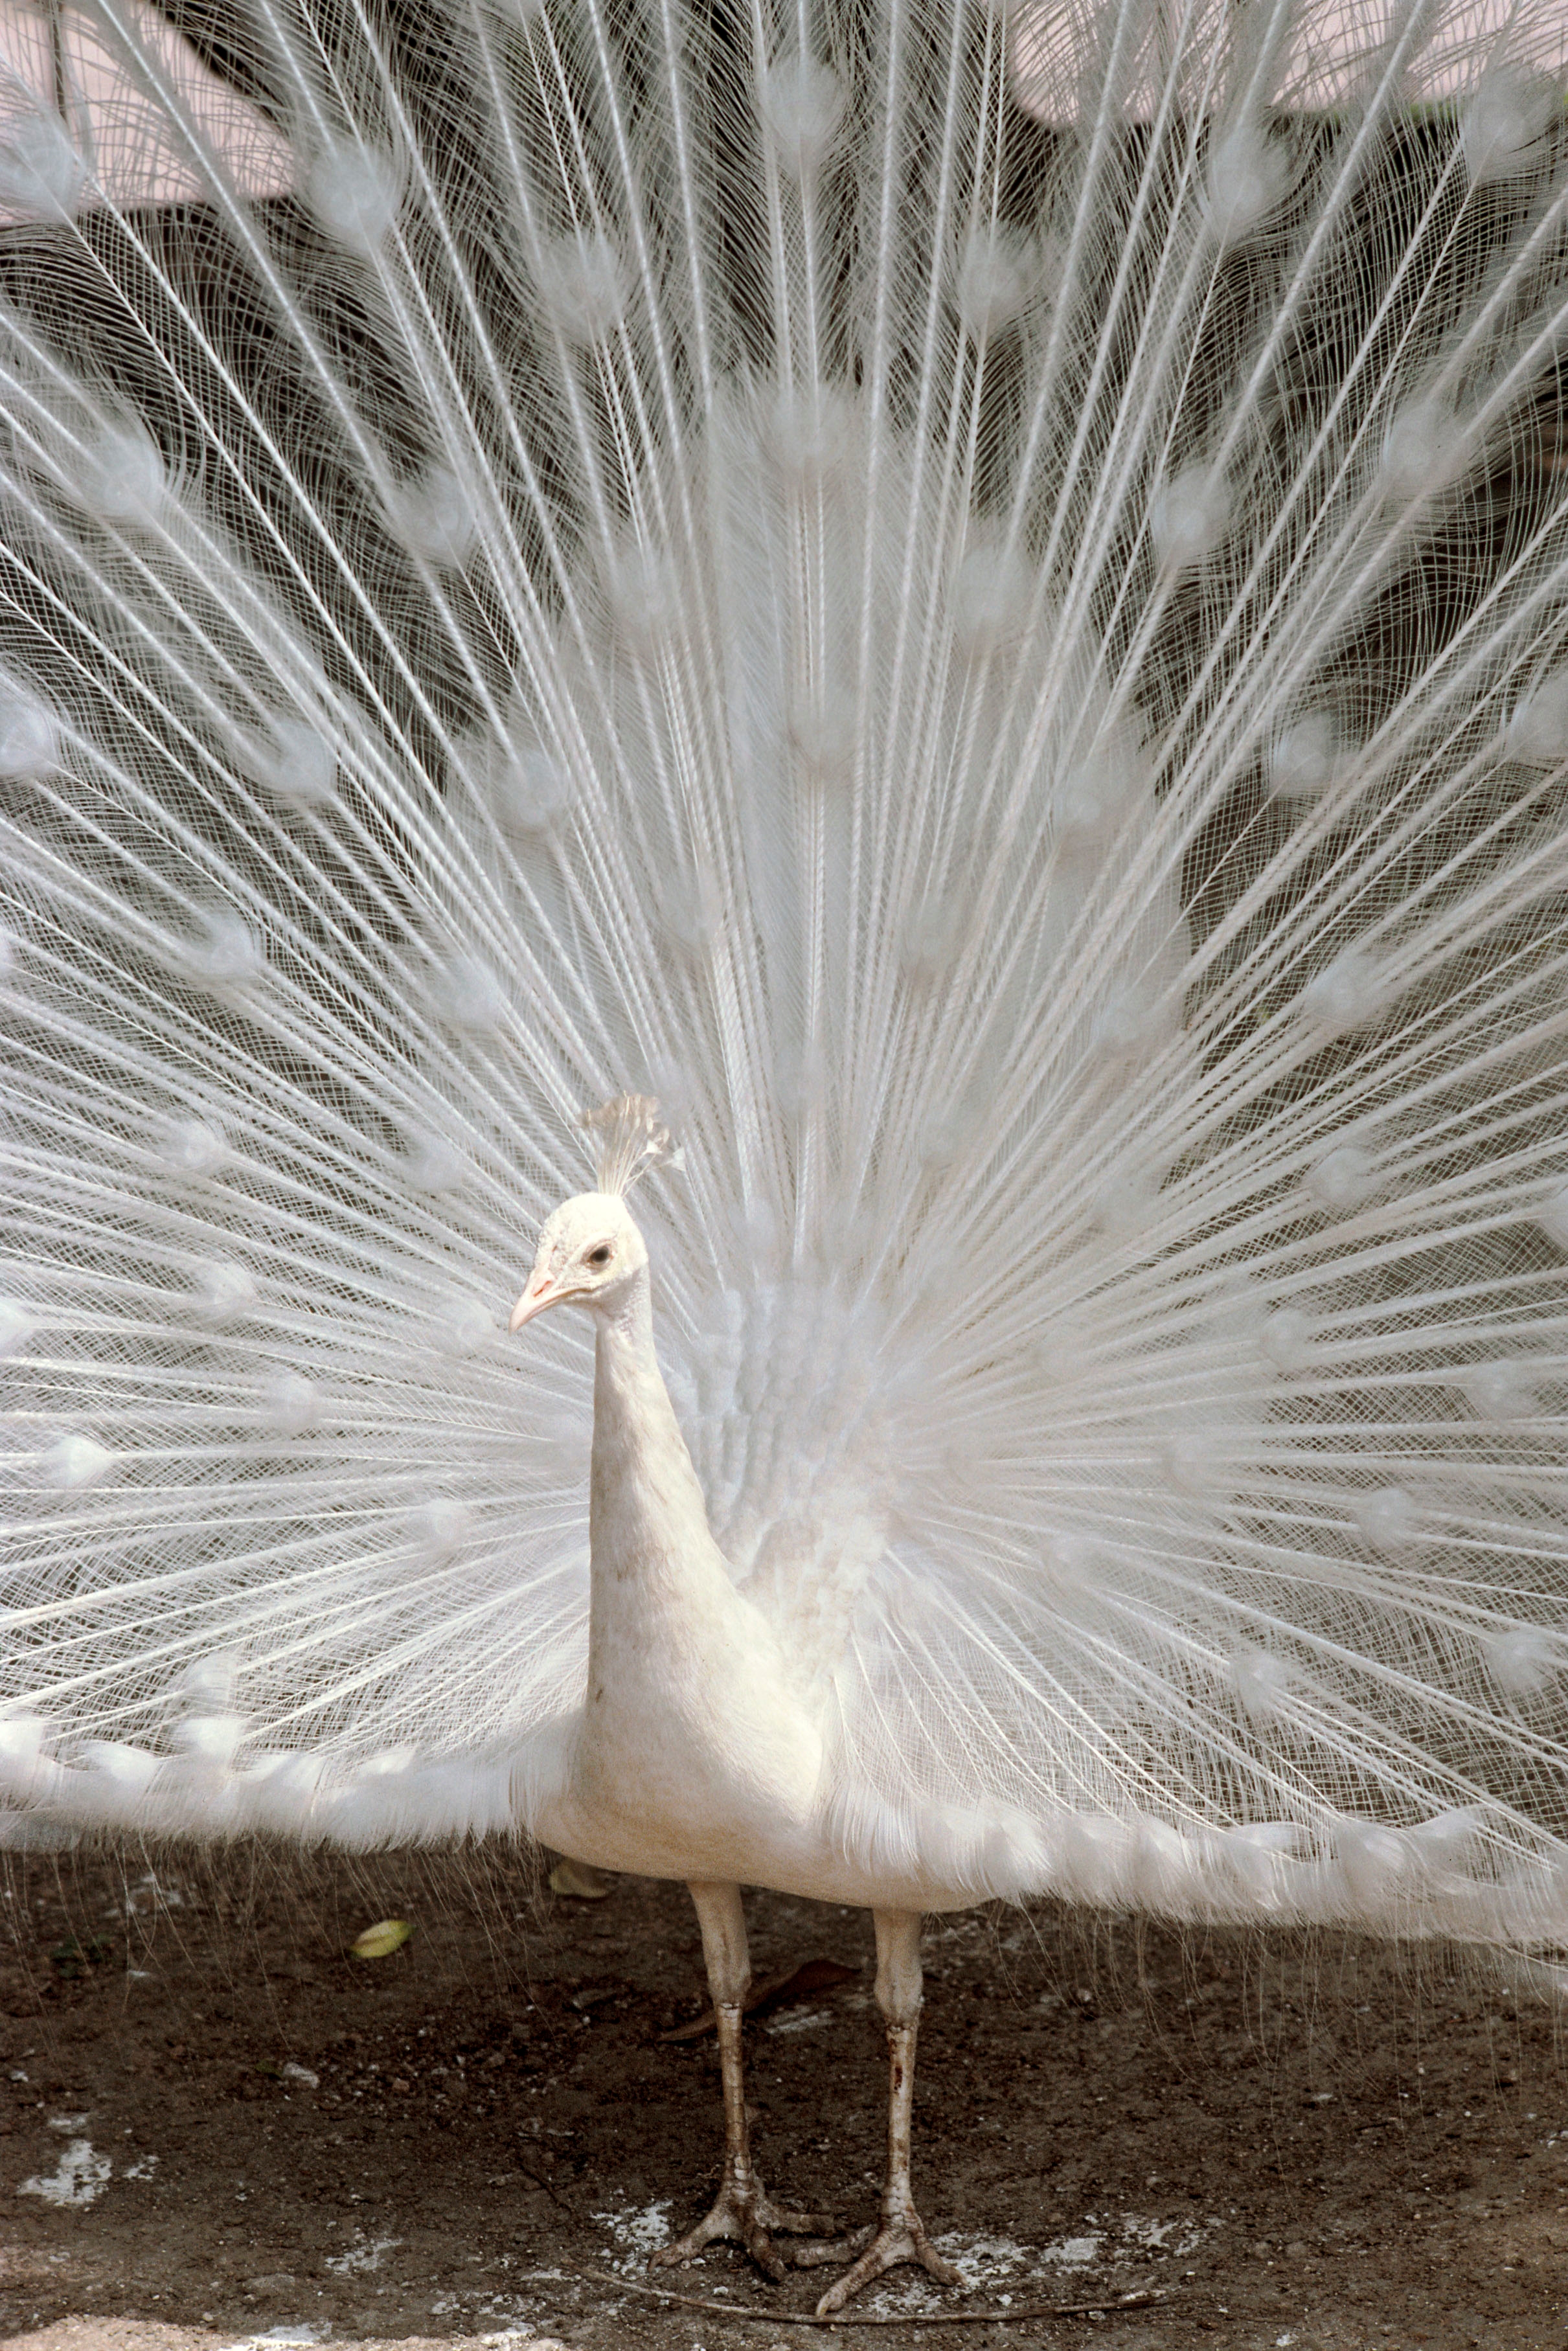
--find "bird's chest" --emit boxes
[564,1323,823,1872]
[576,1556,818,1826]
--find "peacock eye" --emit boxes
[586,1244,613,1268]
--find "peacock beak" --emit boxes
[509,1277,561,1332]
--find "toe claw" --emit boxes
[812,2214,957,2317]
[746,2229,786,2284]
[651,2227,718,2271]
[656,2176,846,2287]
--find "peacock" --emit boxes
[3,0,1568,2313]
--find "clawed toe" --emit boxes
[653,2188,955,2313]
[652,2179,846,2284]
[777,2226,870,2269]
[812,2213,960,2317]
[652,2222,783,2283]
[762,2199,843,2241]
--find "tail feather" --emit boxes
[1,0,1567,1945]
[0,1716,520,1850]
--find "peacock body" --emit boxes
[2,0,1568,1976]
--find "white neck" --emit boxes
[555,1259,826,1889]
[589,1267,719,1606]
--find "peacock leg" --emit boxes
[813,1908,960,2317]
[653,1879,843,2282]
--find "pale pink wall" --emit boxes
[1010,1,1568,125]
[0,0,292,221]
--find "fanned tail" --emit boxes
[0,2,1566,1946]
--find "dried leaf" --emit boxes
[350,1917,413,1959]
[549,1857,615,1900]
[661,1955,858,2041]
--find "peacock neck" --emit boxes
[571,1260,826,1878]
[589,1269,716,1593]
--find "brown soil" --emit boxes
[2,1843,1565,2351]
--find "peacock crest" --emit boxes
[579,1095,678,1198]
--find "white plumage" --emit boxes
[3,0,1568,2308]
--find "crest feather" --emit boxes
[579,1095,677,1196]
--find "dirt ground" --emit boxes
[1,1841,1564,2351]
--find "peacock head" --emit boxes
[510,1095,673,1330]
[509,1191,648,1330]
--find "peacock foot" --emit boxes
[653,2172,845,2284]
[812,2209,960,2316]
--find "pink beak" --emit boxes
[509,1278,560,1333]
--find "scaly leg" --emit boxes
[653,1880,843,2282]
[813,1907,960,2317]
